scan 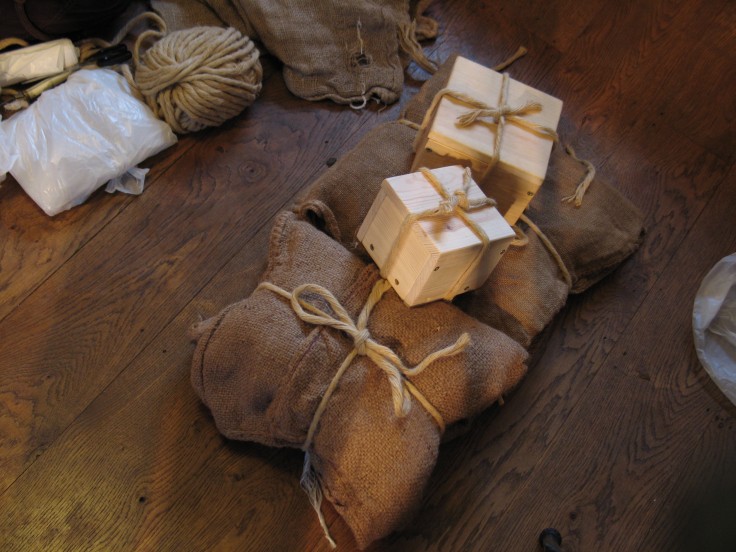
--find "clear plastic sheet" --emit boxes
[693,253,736,406]
[0,69,177,216]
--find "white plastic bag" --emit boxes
[0,69,177,216]
[693,253,736,406]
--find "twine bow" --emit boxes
[381,167,497,300]
[258,279,468,431]
[258,278,470,547]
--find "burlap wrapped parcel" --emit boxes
[298,55,645,346]
[191,211,527,548]
[152,0,438,105]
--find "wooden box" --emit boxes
[411,56,563,225]
[357,165,515,306]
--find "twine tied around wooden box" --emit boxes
[257,278,470,547]
[381,166,497,301]
[415,72,558,177]
[414,70,596,207]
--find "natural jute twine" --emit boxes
[258,278,470,547]
[132,14,262,134]
[380,166,497,301]
[398,19,438,75]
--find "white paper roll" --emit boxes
[0,39,78,87]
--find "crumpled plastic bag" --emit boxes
[105,166,148,196]
[693,253,736,406]
[0,68,177,216]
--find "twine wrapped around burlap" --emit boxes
[151,0,438,106]
[298,54,645,346]
[190,211,527,548]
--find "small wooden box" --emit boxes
[412,56,563,225]
[357,165,515,306]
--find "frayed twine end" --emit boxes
[301,452,337,548]
[561,144,596,207]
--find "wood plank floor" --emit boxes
[1,0,734,550]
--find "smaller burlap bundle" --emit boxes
[152,0,438,106]
[298,54,645,346]
[191,211,527,548]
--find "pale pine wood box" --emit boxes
[411,56,563,225]
[357,165,515,307]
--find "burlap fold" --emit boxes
[152,0,438,105]
[298,55,645,346]
[191,211,528,548]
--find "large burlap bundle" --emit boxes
[298,55,645,346]
[151,0,438,105]
[191,211,527,548]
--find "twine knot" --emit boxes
[453,74,559,180]
[457,100,543,128]
[353,328,372,355]
[259,279,469,423]
[438,188,470,212]
[421,167,496,224]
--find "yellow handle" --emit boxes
[23,70,73,100]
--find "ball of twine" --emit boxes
[134,26,263,134]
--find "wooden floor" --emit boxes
[2,0,735,550]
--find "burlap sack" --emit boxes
[191,211,527,548]
[151,0,437,105]
[298,55,644,346]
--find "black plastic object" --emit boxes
[539,528,563,552]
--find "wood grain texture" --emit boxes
[0,129,195,323]
[0,73,388,493]
[1,0,734,551]
[480,169,736,551]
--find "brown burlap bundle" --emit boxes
[191,211,527,548]
[298,55,645,346]
[151,0,438,105]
